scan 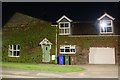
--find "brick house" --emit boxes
[53,12,119,65]
[2,12,119,64]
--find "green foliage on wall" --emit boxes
[58,35,118,48]
[2,12,118,64]
[57,35,118,64]
[2,13,56,63]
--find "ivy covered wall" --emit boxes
[57,35,118,64]
[2,13,56,63]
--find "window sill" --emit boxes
[100,32,114,34]
[59,52,76,54]
[8,56,20,58]
[59,34,70,35]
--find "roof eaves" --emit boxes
[97,13,115,20]
[56,15,72,23]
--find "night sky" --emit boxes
[2,2,119,26]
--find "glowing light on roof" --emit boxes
[100,21,107,31]
[100,21,107,27]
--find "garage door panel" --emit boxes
[94,57,115,64]
[89,47,115,64]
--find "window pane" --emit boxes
[106,20,111,26]
[107,22,111,26]
[9,45,12,49]
[105,28,107,32]
[71,49,75,52]
[60,23,64,28]
[65,49,70,52]
[60,49,64,52]
[107,27,112,32]
[101,28,104,32]
[16,51,20,56]
[101,27,107,32]
[10,51,12,56]
[60,29,64,34]
[101,26,112,33]
[18,45,20,49]
[65,23,69,27]
[13,45,16,50]
[65,29,69,34]
[13,51,16,56]
[65,47,70,52]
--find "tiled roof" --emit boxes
[71,21,119,35]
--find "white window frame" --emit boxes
[60,45,76,54]
[59,22,71,35]
[100,20,113,34]
[8,45,20,57]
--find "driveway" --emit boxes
[2,64,118,78]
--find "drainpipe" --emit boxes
[55,25,58,64]
[51,24,58,64]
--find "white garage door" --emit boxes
[89,47,115,64]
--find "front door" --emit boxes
[42,44,50,62]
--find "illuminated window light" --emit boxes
[100,21,107,32]
[100,21,107,27]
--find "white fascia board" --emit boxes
[97,13,115,21]
[51,25,58,27]
[56,15,72,23]
[39,38,52,45]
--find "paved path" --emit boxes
[2,65,118,78]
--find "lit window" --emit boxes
[8,45,20,57]
[100,20,113,33]
[59,22,70,35]
[60,45,76,54]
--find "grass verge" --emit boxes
[2,62,85,73]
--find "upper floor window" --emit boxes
[8,45,20,57]
[56,15,72,35]
[59,22,70,35]
[97,13,115,34]
[60,45,76,54]
[99,20,113,33]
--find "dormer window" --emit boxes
[59,22,70,35]
[97,13,115,34]
[57,15,72,35]
[100,20,113,33]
